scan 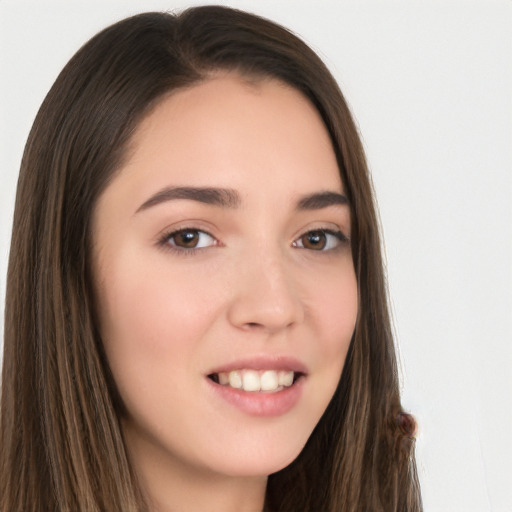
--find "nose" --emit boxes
[226,251,305,334]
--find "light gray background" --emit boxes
[1,2,511,510]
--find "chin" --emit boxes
[202,434,308,478]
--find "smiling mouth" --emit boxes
[208,369,304,393]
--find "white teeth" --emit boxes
[242,370,261,392]
[278,370,294,387]
[228,371,242,389]
[218,372,230,385]
[216,369,297,392]
[260,370,278,391]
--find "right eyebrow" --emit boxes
[135,186,242,214]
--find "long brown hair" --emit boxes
[1,6,421,511]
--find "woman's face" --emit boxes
[93,75,357,482]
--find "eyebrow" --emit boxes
[295,191,349,210]
[136,186,241,212]
[135,186,348,213]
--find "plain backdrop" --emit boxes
[1,1,511,510]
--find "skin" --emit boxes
[92,74,358,512]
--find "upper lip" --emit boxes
[207,355,308,375]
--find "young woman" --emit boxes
[0,6,421,511]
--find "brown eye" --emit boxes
[293,229,348,251]
[166,229,216,250]
[173,229,199,248]
[300,230,327,250]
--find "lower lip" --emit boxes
[206,377,305,417]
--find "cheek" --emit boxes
[307,265,358,384]
[310,262,358,344]
[95,254,222,387]
[322,279,357,340]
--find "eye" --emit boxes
[163,228,217,250]
[293,229,348,251]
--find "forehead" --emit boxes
[110,74,343,206]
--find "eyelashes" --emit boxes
[157,227,349,256]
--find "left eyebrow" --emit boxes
[295,191,349,210]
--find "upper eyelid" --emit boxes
[156,222,217,241]
[159,227,217,245]
[293,224,349,242]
